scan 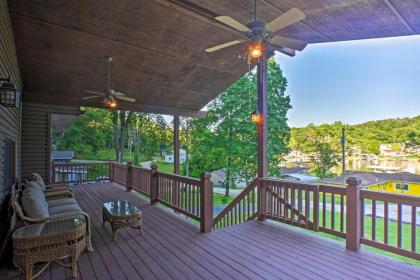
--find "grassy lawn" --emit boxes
[74,148,149,162]
[155,162,174,173]
[315,207,420,265]
[213,194,235,205]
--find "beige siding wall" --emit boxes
[21,103,79,183]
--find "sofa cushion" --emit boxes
[47,198,78,208]
[21,182,49,219]
[48,204,82,215]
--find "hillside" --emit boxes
[290,115,420,155]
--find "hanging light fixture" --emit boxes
[0,76,20,108]
[249,42,264,58]
[251,109,263,125]
[105,96,118,109]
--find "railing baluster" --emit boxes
[397,203,402,248]
[372,200,376,240]
[340,194,344,233]
[361,199,365,238]
[384,201,388,244]
[412,206,416,252]
[331,193,335,230]
[298,188,302,224]
[322,192,326,228]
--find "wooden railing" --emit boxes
[109,161,128,185]
[51,162,109,184]
[108,160,420,260]
[264,178,318,231]
[318,184,346,238]
[109,162,213,233]
[213,179,259,230]
[155,172,202,220]
[131,166,151,196]
[360,189,420,260]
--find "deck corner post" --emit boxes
[346,176,362,251]
[150,165,158,205]
[109,161,114,182]
[200,172,213,233]
[126,161,133,191]
[257,178,267,221]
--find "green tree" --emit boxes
[188,58,291,195]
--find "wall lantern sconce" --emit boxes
[0,76,20,108]
[251,110,263,125]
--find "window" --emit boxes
[3,139,16,196]
[395,183,409,191]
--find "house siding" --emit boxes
[0,0,22,262]
[21,103,79,183]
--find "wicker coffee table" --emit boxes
[13,216,86,280]
[102,200,143,240]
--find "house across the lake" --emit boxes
[51,150,74,163]
[323,171,420,195]
[51,150,87,182]
[164,149,187,164]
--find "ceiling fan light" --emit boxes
[106,98,118,109]
[249,43,263,58]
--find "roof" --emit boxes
[281,173,318,182]
[322,171,420,187]
[9,1,420,116]
[51,151,74,160]
[280,166,308,175]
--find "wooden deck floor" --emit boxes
[2,182,420,280]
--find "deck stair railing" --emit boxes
[213,178,259,230]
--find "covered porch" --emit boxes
[2,182,419,280]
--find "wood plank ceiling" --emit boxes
[8,0,420,116]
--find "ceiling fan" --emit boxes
[205,0,307,59]
[82,56,136,109]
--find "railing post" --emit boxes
[150,165,158,205]
[346,176,362,251]
[126,161,133,191]
[313,185,320,231]
[200,172,213,233]
[257,178,266,221]
[109,161,114,182]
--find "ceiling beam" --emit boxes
[382,0,415,34]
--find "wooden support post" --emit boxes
[126,161,133,191]
[346,176,362,251]
[173,115,180,209]
[150,165,158,205]
[257,54,268,220]
[173,115,180,174]
[109,161,114,182]
[200,172,213,233]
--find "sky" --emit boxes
[274,35,420,128]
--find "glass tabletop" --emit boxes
[13,217,85,238]
[103,200,140,216]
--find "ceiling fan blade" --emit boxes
[115,95,136,102]
[271,44,296,57]
[215,16,250,32]
[266,8,306,32]
[205,40,245,53]
[111,90,125,96]
[84,90,105,96]
[271,36,307,51]
[82,95,104,100]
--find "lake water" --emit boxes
[346,158,420,174]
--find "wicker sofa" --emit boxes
[12,178,93,252]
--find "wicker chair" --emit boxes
[12,188,93,252]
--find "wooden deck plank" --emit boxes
[2,182,420,280]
